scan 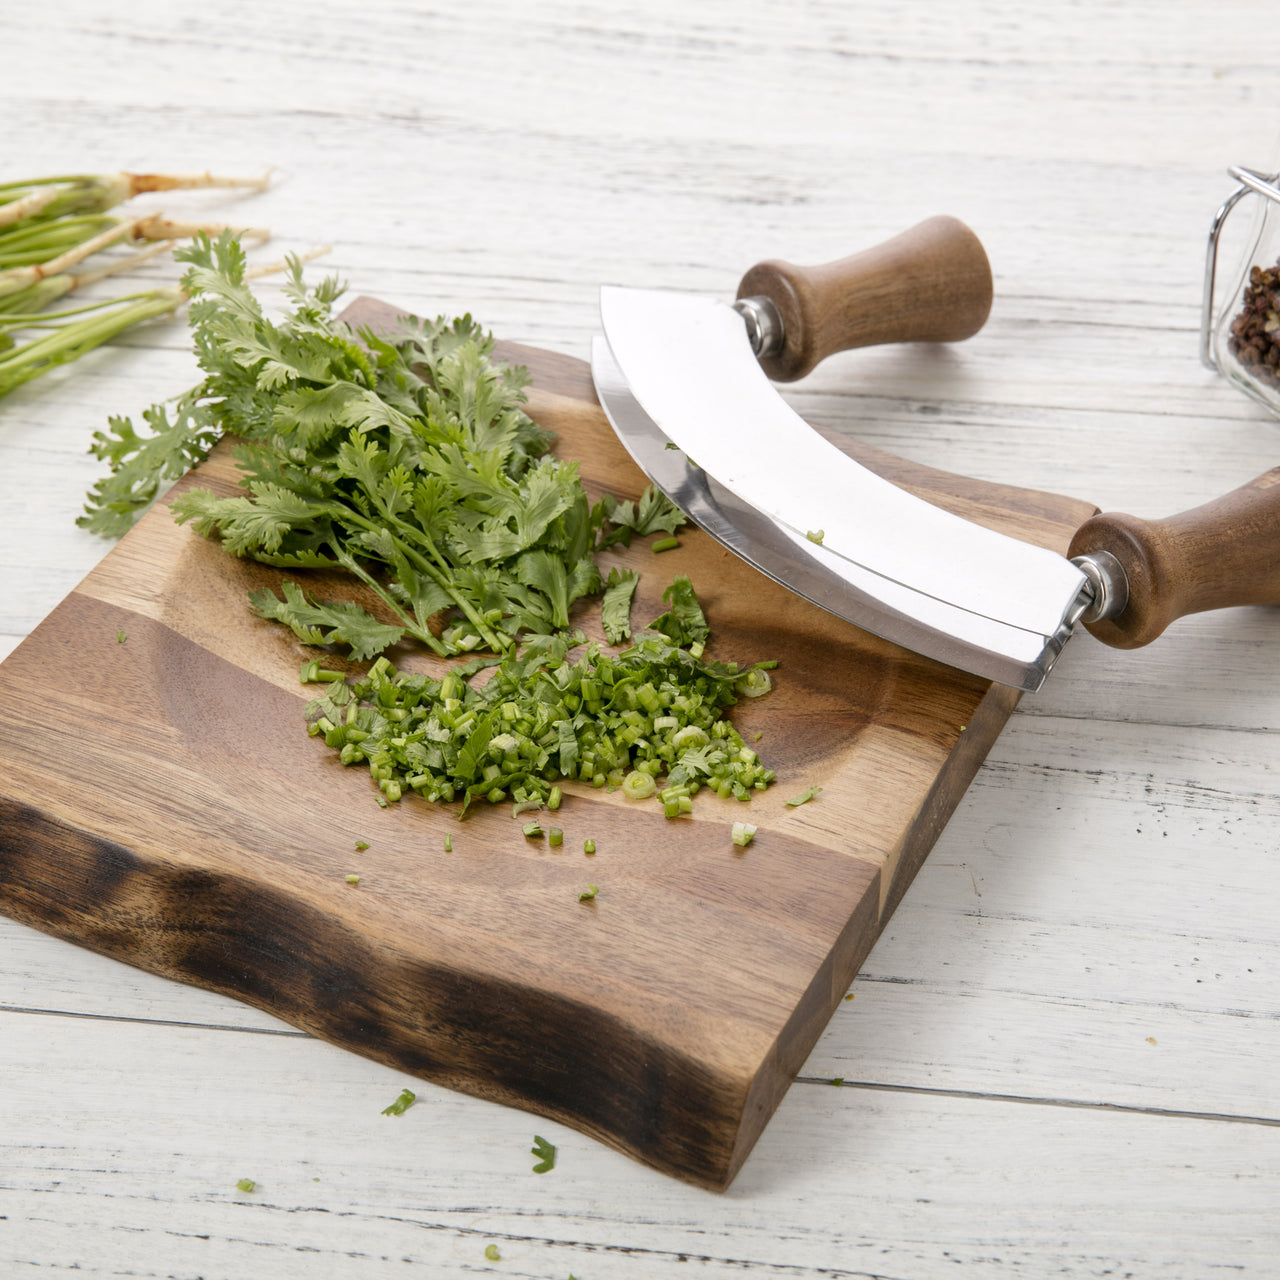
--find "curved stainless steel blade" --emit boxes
[592,290,1091,691]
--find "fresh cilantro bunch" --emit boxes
[82,232,684,657]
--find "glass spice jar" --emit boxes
[1202,165,1280,416]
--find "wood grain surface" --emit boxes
[0,296,1092,1188]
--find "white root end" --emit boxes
[130,214,270,243]
[244,243,331,281]
[123,170,273,196]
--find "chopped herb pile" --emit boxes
[302,611,775,814]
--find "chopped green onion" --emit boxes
[731,821,757,847]
[354,839,370,851]
[621,770,657,800]
[344,873,360,885]
[115,629,126,644]
[806,529,825,545]
[522,821,544,839]
[549,827,563,847]
[531,1134,556,1172]
[651,536,679,552]
[578,884,598,902]
[443,834,453,852]
[381,1088,416,1116]
[737,668,772,698]
[583,838,596,855]
[548,785,562,811]
[235,1178,256,1193]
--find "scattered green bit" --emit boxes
[235,1178,256,1193]
[806,529,825,545]
[583,838,596,856]
[115,629,126,644]
[736,667,772,698]
[731,821,757,847]
[651,536,679,553]
[381,1088,416,1116]
[578,884,598,902]
[484,1244,502,1261]
[547,785,562,811]
[549,827,563,847]
[354,839,370,851]
[444,833,453,853]
[344,873,360,885]
[531,1134,557,1173]
[831,1077,845,1086]
[844,992,856,1001]
[785,785,823,807]
[522,820,544,839]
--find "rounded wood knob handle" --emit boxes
[1067,467,1280,648]
[735,215,993,382]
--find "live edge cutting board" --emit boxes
[0,297,1096,1189]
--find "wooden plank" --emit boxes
[3,1007,1277,1278]
[0,301,1094,1188]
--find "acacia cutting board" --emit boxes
[0,298,1096,1189]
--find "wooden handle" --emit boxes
[1067,467,1280,649]
[735,215,993,382]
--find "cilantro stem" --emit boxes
[330,545,449,656]
[361,509,508,653]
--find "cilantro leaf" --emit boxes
[249,582,406,661]
[646,575,709,648]
[598,485,687,548]
[600,568,639,645]
[78,391,221,537]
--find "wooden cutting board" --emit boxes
[0,297,1096,1189]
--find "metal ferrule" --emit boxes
[1070,549,1129,624]
[733,295,785,359]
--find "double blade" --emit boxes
[591,286,1092,691]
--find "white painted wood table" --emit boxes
[3,3,1278,1275]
